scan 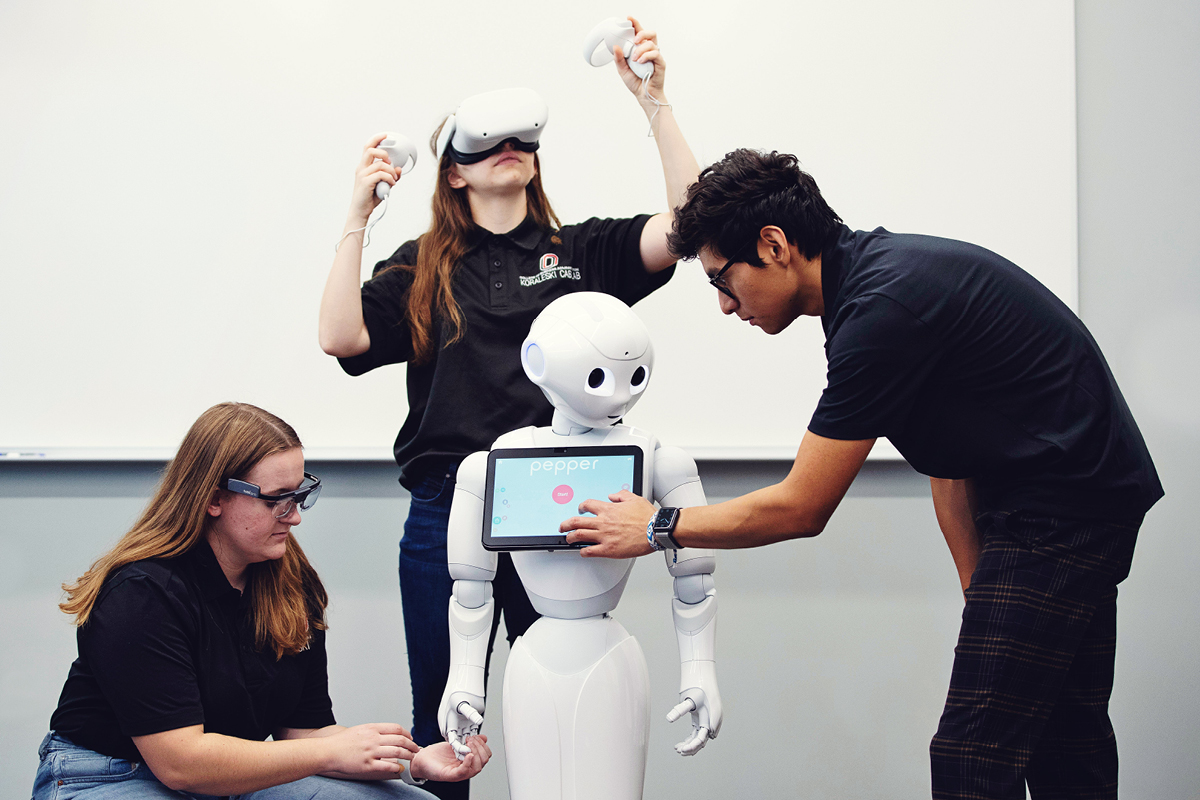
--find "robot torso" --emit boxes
[492,423,658,620]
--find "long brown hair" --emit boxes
[60,403,328,659]
[392,120,562,364]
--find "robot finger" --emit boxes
[673,726,710,756]
[694,702,712,732]
[673,727,700,755]
[665,697,696,723]
[448,731,472,759]
[457,701,485,727]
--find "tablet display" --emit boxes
[482,445,644,551]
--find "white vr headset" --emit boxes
[435,87,548,165]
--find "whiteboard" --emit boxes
[0,0,1076,460]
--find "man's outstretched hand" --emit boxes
[561,490,657,558]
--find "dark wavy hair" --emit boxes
[667,149,842,264]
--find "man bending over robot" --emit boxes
[560,149,1162,800]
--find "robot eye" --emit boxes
[584,366,615,397]
[630,365,649,395]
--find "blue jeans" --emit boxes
[31,732,434,799]
[398,465,539,800]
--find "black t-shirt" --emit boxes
[809,225,1162,519]
[50,540,336,762]
[339,214,673,488]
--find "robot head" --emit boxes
[521,292,654,429]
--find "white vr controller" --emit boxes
[375,132,418,200]
[582,17,653,81]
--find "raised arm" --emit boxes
[611,18,701,273]
[318,133,401,357]
[653,445,722,756]
[438,450,499,758]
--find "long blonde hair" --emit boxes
[389,121,562,365]
[60,402,328,659]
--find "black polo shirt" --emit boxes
[809,224,1162,520]
[339,214,673,488]
[49,540,336,762]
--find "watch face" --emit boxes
[655,507,677,530]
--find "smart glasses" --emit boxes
[708,241,757,300]
[224,472,322,519]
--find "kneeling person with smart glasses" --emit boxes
[32,403,488,799]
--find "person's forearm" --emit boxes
[565,433,872,559]
[672,481,828,550]
[930,478,981,593]
[319,767,402,782]
[138,729,335,795]
[286,726,396,782]
[318,214,372,357]
[672,434,872,549]
[642,99,700,212]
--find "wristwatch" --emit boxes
[651,506,683,550]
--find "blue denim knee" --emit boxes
[31,732,171,800]
[32,732,435,799]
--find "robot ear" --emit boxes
[523,342,546,381]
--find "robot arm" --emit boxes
[438,450,498,758]
[654,445,723,756]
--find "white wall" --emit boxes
[1,1,1196,797]
[0,0,1076,458]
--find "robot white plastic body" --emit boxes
[438,293,721,800]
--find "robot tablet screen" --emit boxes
[482,445,644,550]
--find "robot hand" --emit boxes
[666,687,721,756]
[441,693,486,761]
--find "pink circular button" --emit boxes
[552,485,574,504]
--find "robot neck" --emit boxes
[551,408,594,436]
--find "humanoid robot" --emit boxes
[438,292,722,800]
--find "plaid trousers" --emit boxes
[930,510,1141,800]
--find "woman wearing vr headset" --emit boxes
[319,18,696,799]
[32,402,489,799]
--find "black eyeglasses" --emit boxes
[707,241,756,300]
[224,472,322,519]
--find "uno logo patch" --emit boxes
[520,252,581,287]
